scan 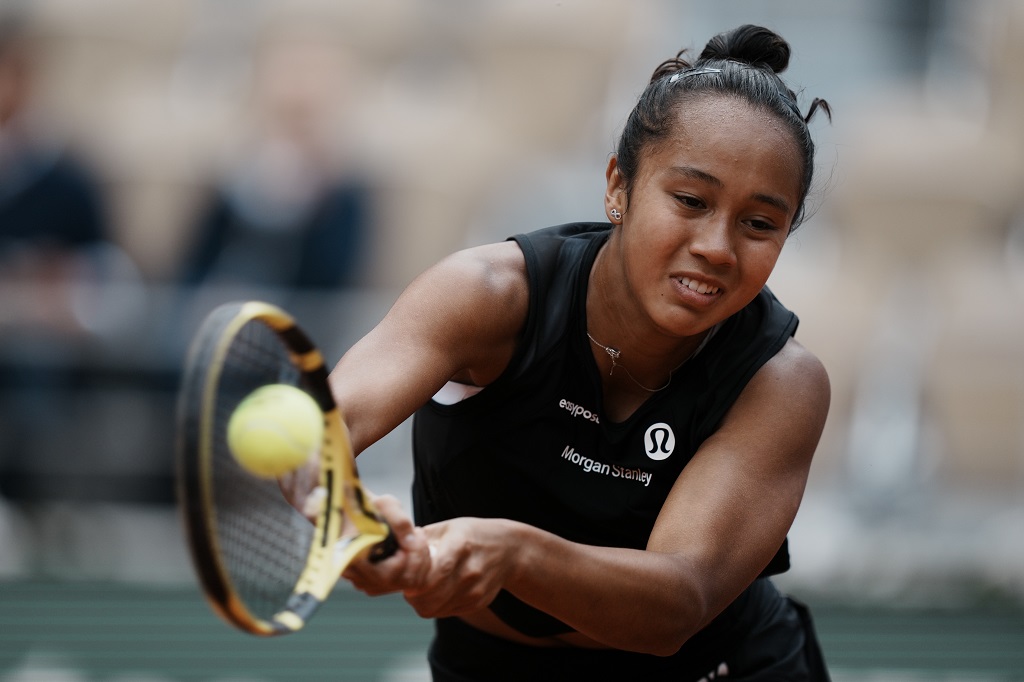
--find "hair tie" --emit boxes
[670,64,805,124]
[668,67,721,83]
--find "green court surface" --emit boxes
[1,581,1022,681]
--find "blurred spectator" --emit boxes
[179,25,373,291]
[0,12,125,502]
[0,13,113,333]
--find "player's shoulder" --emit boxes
[436,241,528,302]
[447,240,527,274]
[758,337,831,406]
[421,242,530,382]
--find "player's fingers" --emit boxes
[372,494,421,550]
[342,526,431,595]
[404,519,511,618]
[300,485,327,520]
[402,530,465,616]
[418,523,459,583]
[383,525,433,589]
[404,569,486,620]
[277,453,320,521]
[342,556,397,595]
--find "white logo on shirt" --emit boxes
[644,422,675,460]
[558,398,600,424]
[560,446,653,487]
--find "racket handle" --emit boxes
[367,530,400,563]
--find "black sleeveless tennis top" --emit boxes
[412,222,799,637]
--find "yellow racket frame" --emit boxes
[177,301,395,636]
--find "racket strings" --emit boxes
[211,320,314,621]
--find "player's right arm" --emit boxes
[328,240,530,457]
[309,241,529,589]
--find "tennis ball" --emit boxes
[226,384,324,479]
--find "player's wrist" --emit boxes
[497,519,539,589]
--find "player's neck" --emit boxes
[587,245,703,369]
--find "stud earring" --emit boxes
[610,209,622,221]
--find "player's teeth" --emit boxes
[680,276,719,295]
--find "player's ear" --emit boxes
[604,156,626,223]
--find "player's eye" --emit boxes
[674,194,705,209]
[745,217,782,234]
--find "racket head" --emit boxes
[176,301,397,636]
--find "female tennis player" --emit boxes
[328,24,833,680]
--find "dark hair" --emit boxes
[615,24,831,232]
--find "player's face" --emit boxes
[605,95,803,337]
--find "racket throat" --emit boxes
[274,591,323,633]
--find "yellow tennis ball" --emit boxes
[226,384,324,479]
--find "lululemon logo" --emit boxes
[644,423,675,461]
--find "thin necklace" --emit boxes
[587,332,695,393]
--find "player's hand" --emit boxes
[342,494,433,595]
[277,451,321,523]
[401,517,518,619]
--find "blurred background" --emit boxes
[1,0,1022,680]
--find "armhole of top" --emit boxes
[697,290,800,439]
[426,235,541,410]
[497,233,544,382]
[431,381,486,405]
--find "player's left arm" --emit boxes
[643,336,831,637]
[392,337,829,655]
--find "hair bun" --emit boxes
[699,24,791,74]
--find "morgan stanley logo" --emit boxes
[644,422,675,461]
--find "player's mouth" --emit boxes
[677,276,720,295]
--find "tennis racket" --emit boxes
[176,300,398,636]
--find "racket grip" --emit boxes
[367,530,400,563]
